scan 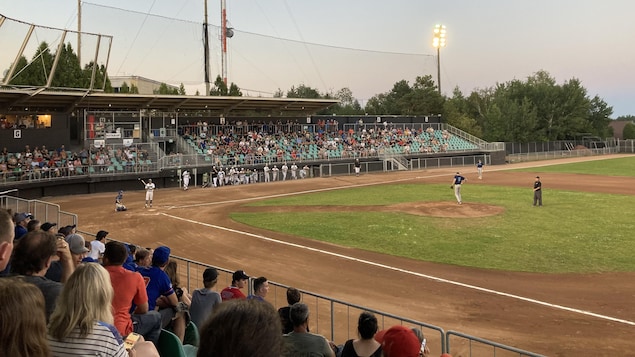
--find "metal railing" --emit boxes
[0,196,544,357]
[0,195,77,227]
[506,146,618,163]
[446,331,546,357]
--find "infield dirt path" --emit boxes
[51,154,635,357]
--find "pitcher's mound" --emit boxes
[389,201,504,218]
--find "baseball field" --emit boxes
[50,154,635,357]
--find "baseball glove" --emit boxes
[450,185,454,189]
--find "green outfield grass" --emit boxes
[231,184,635,274]
[514,155,635,177]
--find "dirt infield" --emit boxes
[51,155,635,357]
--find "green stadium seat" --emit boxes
[157,328,198,357]
[183,322,200,347]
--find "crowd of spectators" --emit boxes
[0,144,153,182]
[182,120,471,167]
[1,120,475,185]
[1,207,454,356]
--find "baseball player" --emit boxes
[140,178,155,208]
[115,190,127,212]
[263,164,271,183]
[354,159,361,176]
[290,163,298,180]
[533,176,542,206]
[211,165,219,187]
[450,172,466,205]
[217,168,225,187]
[281,163,289,181]
[272,165,279,181]
[476,160,484,179]
[182,170,191,190]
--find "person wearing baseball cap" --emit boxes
[190,267,222,328]
[220,270,249,301]
[376,325,421,357]
[65,233,90,268]
[13,212,31,240]
[41,222,57,233]
[138,245,187,341]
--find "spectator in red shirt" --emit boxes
[220,270,249,301]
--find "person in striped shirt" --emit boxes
[47,263,158,356]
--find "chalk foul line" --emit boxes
[160,212,635,327]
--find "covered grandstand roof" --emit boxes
[0,88,338,114]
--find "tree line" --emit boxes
[4,41,627,142]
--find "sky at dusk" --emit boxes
[1,0,634,117]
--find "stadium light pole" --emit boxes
[432,24,446,94]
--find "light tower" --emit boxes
[432,24,446,94]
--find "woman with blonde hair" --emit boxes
[0,277,51,357]
[47,263,158,357]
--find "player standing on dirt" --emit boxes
[140,178,155,208]
[476,160,484,179]
[182,170,191,190]
[354,159,361,176]
[451,172,466,205]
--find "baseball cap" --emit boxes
[65,234,90,254]
[152,246,171,266]
[377,326,420,357]
[15,212,31,222]
[232,270,249,281]
[96,230,109,239]
[203,267,219,282]
[41,222,57,231]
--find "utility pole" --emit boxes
[204,0,211,95]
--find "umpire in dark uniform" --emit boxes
[533,176,542,206]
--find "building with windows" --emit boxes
[109,76,179,95]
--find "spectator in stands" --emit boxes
[10,230,72,319]
[27,219,41,232]
[221,269,249,301]
[47,263,158,356]
[0,276,51,357]
[278,287,303,334]
[103,241,161,345]
[40,222,57,233]
[88,230,108,262]
[410,328,431,357]
[375,325,420,357]
[189,267,222,328]
[0,209,14,272]
[13,212,31,240]
[122,244,137,272]
[134,247,152,269]
[45,232,83,283]
[138,246,187,342]
[340,312,381,357]
[283,302,335,357]
[247,276,270,302]
[64,233,90,268]
[164,259,192,307]
[197,299,285,357]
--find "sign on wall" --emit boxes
[13,129,21,139]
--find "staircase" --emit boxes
[381,154,409,171]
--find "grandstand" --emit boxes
[0,109,502,196]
